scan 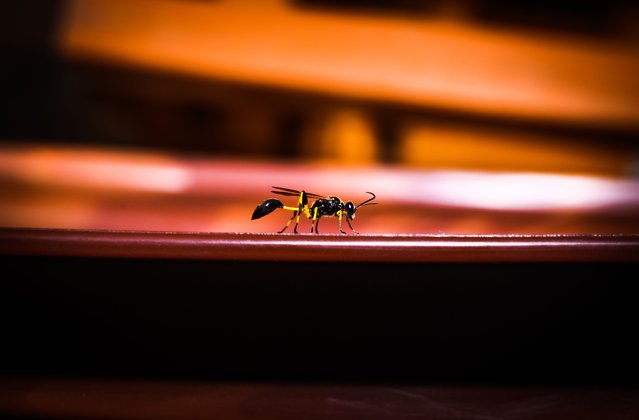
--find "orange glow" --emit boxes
[398,123,633,176]
[299,108,379,164]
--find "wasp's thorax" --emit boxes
[309,196,344,218]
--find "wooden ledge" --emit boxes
[1,227,638,262]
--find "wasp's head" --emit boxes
[348,192,377,220]
[345,201,356,220]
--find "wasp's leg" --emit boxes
[283,191,305,234]
[311,217,321,234]
[279,210,298,233]
[337,212,347,234]
[346,218,359,234]
[310,207,320,233]
[293,210,301,233]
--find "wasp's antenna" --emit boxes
[356,192,377,208]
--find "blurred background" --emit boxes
[1,0,639,234]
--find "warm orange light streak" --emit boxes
[0,147,192,193]
[1,145,638,213]
[403,171,639,211]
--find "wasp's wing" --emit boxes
[270,186,323,199]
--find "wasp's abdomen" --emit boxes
[251,198,283,220]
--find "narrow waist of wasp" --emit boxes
[283,205,314,218]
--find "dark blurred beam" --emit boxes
[58,0,639,130]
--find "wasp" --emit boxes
[251,186,377,234]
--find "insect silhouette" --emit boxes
[251,186,377,234]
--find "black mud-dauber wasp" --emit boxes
[251,186,377,234]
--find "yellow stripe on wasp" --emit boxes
[251,186,377,234]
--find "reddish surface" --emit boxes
[1,227,638,262]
